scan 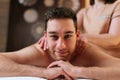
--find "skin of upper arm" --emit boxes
[109,16,120,35]
[1,43,44,66]
[77,8,85,29]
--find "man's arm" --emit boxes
[0,44,47,77]
[0,44,72,80]
[0,44,44,66]
[0,53,46,77]
[76,43,120,80]
[47,43,120,80]
[0,54,71,79]
[77,66,120,80]
[47,60,120,80]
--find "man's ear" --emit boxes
[44,31,47,37]
[76,30,80,40]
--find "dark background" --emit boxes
[6,0,85,51]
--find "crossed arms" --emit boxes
[0,43,120,80]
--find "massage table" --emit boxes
[0,77,92,80]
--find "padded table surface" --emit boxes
[0,77,92,80]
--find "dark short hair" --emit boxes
[90,0,117,5]
[44,7,77,32]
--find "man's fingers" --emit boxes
[47,62,58,68]
[47,61,64,68]
[62,72,73,80]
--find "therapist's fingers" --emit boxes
[44,38,48,51]
[38,36,48,51]
[38,36,44,48]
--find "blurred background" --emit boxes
[0,0,89,52]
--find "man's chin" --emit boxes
[55,57,68,61]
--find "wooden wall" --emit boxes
[0,0,10,51]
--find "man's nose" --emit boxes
[56,38,66,50]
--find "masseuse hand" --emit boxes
[38,36,48,51]
[44,67,72,80]
[48,60,78,79]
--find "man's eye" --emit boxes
[64,35,72,39]
[50,35,58,40]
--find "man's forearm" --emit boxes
[75,67,120,80]
[0,55,46,78]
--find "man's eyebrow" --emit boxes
[65,31,74,34]
[48,31,57,34]
[48,31,74,34]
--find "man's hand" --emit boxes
[47,60,78,78]
[44,67,72,80]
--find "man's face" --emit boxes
[44,18,79,61]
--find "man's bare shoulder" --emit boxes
[82,42,110,60]
[72,42,102,66]
[83,43,120,66]
[0,43,48,66]
[34,43,46,55]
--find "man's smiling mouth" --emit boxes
[55,50,68,56]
